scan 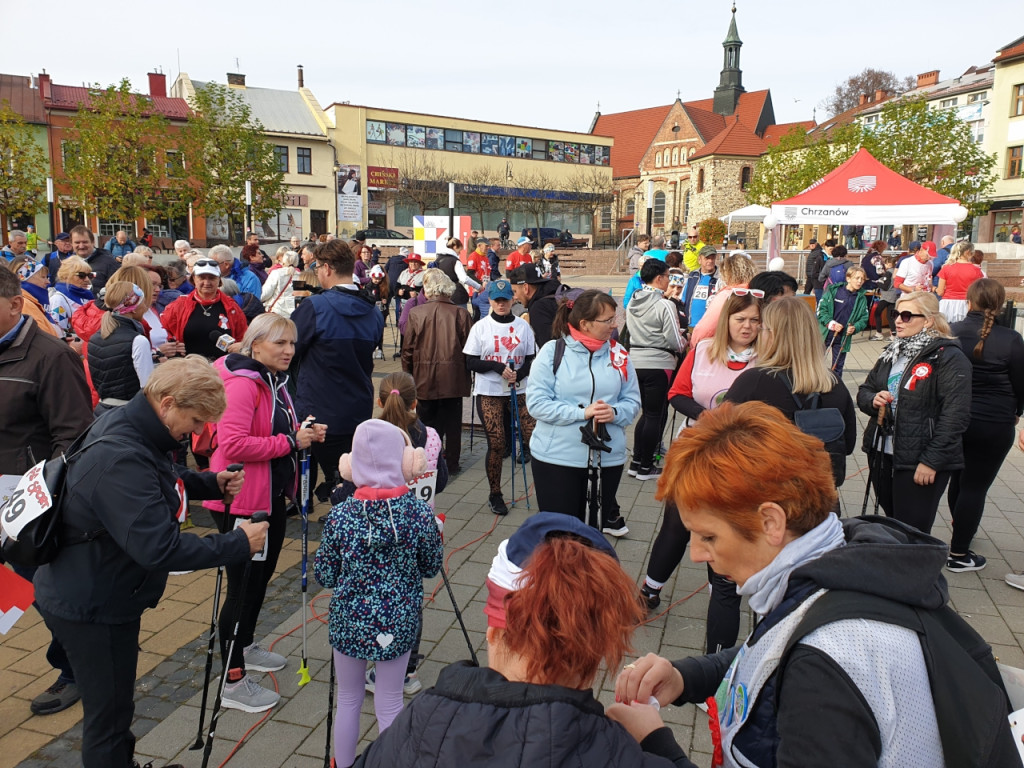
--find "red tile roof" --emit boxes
[48,84,190,119]
[592,104,672,178]
[995,37,1024,63]
[0,74,46,124]
[689,116,767,160]
[763,120,815,146]
[685,89,771,133]
[682,105,726,142]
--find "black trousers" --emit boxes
[42,609,141,768]
[949,420,1015,554]
[419,397,464,469]
[634,368,670,467]
[645,501,740,653]
[310,432,353,495]
[869,451,952,534]
[210,494,287,672]
[531,456,623,529]
[12,563,75,683]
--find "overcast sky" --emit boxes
[4,0,1019,132]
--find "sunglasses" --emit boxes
[733,288,766,298]
[194,259,218,268]
[74,271,94,280]
[895,311,926,322]
[687,235,698,239]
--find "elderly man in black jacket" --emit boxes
[510,263,560,349]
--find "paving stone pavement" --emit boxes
[7,290,1024,767]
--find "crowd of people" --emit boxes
[3,223,1024,768]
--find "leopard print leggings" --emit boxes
[476,393,535,494]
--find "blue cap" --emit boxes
[487,279,514,300]
[516,236,532,247]
[908,240,922,252]
[506,512,618,566]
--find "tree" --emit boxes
[179,82,285,244]
[510,169,556,243]
[62,80,181,226]
[386,151,453,219]
[822,68,916,118]
[563,166,615,235]
[0,102,48,230]
[696,217,727,247]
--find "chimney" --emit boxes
[858,93,870,106]
[226,72,246,87]
[297,64,304,89]
[148,72,167,99]
[917,70,939,88]
[874,89,888,102]
[38,72,52,102]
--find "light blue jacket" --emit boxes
[526,335,641,468]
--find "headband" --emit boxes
[112,284,144,315]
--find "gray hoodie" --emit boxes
[625,288,684,370]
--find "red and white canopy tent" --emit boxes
[762,147,968,259]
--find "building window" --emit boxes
[697,168,705,193]
[967,91,987,103]
[165,150,184,177]
[683,190,690,223]
[740,166,752,191]
[939,97,958,109]
[625,199,635,218]
[969,120,985,144]
[863,114,879,126]
[655,151,662,168]
[98,219,133,238]
[653,191,666,226]
[672,147,679,166]
[274,146,288,173]
[601,204,612,230]
[297,147,311,174]
[1009,146,1023,179]
[1014,85,1024,117]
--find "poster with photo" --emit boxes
[499,136,515,157]
[407,125,426,148]
[426,127,444,150]
[463,131,480,153]
[338,165,361,196]
[386,123,406,146]
[205,215,230,241]
[579,144,594,164]
[564,143,579,163]
[595,146,609,166]
[366,120,385,144]
[548,141,564,162]
[515,138,532,158]
[481,134,499,155]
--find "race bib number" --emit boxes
[408,470,437,505]
[0,462,52,541]
[693,285,710,301]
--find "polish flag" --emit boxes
[0,566,34,634]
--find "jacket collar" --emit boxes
[123,391,183,454]
[0,315,36,363]
[434,661,605,716]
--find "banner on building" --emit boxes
[254,208,303,240]
[338,165,363,224]
[367,166,400,190]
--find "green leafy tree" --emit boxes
[0,102,48,229]
[745,123,862,205]
[62,79,183,225]
[180,83,285,244]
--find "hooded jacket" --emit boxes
[816,281,869,354]
[525,277,560,349]
[203,354,299,518]
[671,517,1013,768]
[857,336,972,470]
[625,288,685,369]
[34,392,251,623]
[525,334,641,468]
[353,662,695,768]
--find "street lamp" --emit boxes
[448,182,455,243]
[245,180,252,235]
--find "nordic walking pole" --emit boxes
[509,381,530,509]
[297,418,315,688]
[324,650,335,768]
[440,565,479,665]
[190,462,243,751]
[862,403,888,515]
[201,509,270,768]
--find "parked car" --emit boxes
[520,227,587,249]
[354,228,410,241]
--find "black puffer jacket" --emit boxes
[87,316,144,401]
[353,662,695,768]
[951,311,1024,424]
[857,336,972,470]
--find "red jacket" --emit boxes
[160,290,248,349]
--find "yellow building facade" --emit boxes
[982,37,1024,243]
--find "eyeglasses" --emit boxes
[687,235,698,240]
[194,259,217,268]
[733,288,766,298]
[74,272,93,280]
[895,311,926,322]
[590,316,617,326]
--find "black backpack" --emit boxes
[782,373,847,487]
[780,589,1019,768]
[1,432,118,567]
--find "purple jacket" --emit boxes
[399,290,429,335]
[353,260,370,285]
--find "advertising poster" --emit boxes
[482,134,499,155]
[253,209,303,241]
[386,123,406,146]
[413,215,472,257]
[338,165,363,225]
[515,138,532,158]
[426,127,444,150]
[366,120,385,144]
[499,136,515,157]
[407,125,426,148]
[463,132,481,153]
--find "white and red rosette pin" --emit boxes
[906,362,932,391]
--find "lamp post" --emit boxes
[46,177,55,242]
[245,180,252,236]
[448,182,455,243]
[646,180,654,238]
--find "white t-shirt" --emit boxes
[896,256,932,290]
[463,314,536,396]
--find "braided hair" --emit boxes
[965,278,1004,360]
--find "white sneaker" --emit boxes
[243,642,287,672]
[221,674,280,713]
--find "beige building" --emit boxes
[981,36,1024,243]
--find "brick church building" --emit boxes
[591,6,813,246]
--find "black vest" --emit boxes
[88,316,145,401]
[433,255,469,305]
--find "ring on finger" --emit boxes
[623,663,636,670]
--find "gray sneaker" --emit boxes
[1005,572,1024,591]
[221,674,280,713]
[243,642,286,672]
[30,678,80,715]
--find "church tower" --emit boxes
[712,4,745,116]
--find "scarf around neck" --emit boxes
[569,324,606,353]
[726,345,756,364]
[880,329,935,364]
[22,281,50,308]
[738,513,846,616]
[56,282,94,303]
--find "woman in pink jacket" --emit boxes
[204,313,326,713]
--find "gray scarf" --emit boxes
[879,329,935,364]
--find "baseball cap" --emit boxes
[516,236,532,247]
[55,232,70,241]
[698,245,718,259]
[487,279,514,300]
[398,246,410,256]
[515,263,548,285]
[809,238,818,245]
[476,237,490,247]
[193,260,220,277]
[908,240,922,252]
[543,243,556,254]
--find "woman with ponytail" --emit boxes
[86,280,154,414]
[352,513,691,768]
[946,279,1024,572]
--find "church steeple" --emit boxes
[713,3,745,116]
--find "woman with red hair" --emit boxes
[352,512,694,768]
[611,402,1013,767]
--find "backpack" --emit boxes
[236,292,265,323]
[782,373,847,488]
[0,432,119,568]
[780,589,1018,768]
[823,259,851,289]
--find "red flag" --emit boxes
[0,565,34,634]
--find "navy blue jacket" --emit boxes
[291,284,383,436]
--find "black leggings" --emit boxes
[476,394,536,494]
[419,397,464,470]
[646,501,740,653]
[948,420,1015,554]
[875,299,897,333]
[634,368,670,467]
[531,456,623,529]
[868,451,951,534]
[210,493,288,673]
